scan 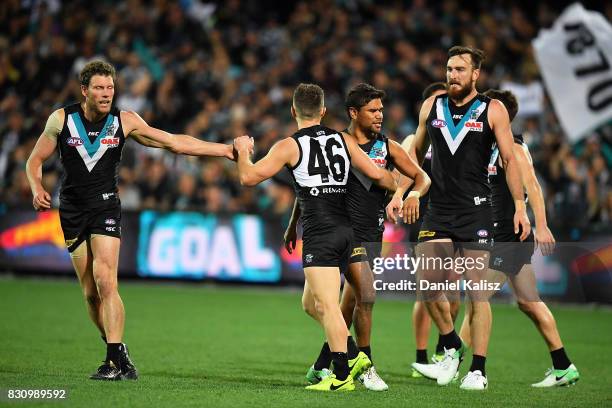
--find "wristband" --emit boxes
[407,191,420,199]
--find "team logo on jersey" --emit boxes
[368,140,388,167]
[431,119,447,128]
[488,164,497,175]
[105,124,117,137]
[465,121,483,132]
[477,229,489,238]
[305,254,314,263]
[67,137,84,146]
[309,187,320,196]
[105,218,116,225]
[493,256,503,267]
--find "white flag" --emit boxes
[533,3,612,142]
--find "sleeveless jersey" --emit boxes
[488,134,527,224]
[346,132,392,232]
[426,94,495,212]
[288,125,351,237]
[57,103,125,207]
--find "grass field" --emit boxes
[0,278,611,407]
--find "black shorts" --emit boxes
[350,227,383,264]
[491,222,535,275]
[59,201,121,252]
[418,207,493,251]
[302,225,353,274]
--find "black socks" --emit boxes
[470,355,486,376]
[439,330,462,351]
[360,345,372,363]
[416,349,428,364]
[314,342,332,370]
[106,343,122,366]
[550,347,572,370]
[315,336,363,372]
[347,336,360,360]
[331,352,349,381]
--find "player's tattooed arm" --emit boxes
[26,109,63,211]
[121,111,234,159]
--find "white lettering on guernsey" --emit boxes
[292,133,350,188]
[321,187,347,194]
[474,196,487,205]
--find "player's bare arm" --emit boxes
[409,96,435,166]
[388,139,431,224]
[342,131,397,192]
[284,198,301,254]
[387,97,434,222]
[26,109,64,211]
[121,110,235,159]
[235,136,297,186]
[513,143,555,255]
[489,99,531,240]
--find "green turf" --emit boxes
[0,278,611,407]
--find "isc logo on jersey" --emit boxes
[465,121,483,132]
[67,137,83,147]
[101,137,120,148]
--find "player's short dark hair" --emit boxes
[79,60,116,87]
[293,83,324,119]
[345,83,386,119]
[422,82,447,100]
[448,46,485,70]
[485,89,519,122]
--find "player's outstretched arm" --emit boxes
[343,132,396,192]
[26,109,63,211]
[513,143,555,255]
[234,135,297,186]
[490,99,530,241]
[284,198,301,254]
[121,111,234,159]
[388,139,431,224]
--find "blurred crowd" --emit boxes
[0,0,610,232]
